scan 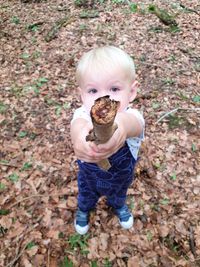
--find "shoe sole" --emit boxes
[74,219,89,235]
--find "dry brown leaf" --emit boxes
[158,225,170,238]
[127,256,140,267]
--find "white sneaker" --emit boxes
[74,209,89,235]
[115,205,134,229]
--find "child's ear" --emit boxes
[129,80,138,102]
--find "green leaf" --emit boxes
[129,3,138,13]
[0,209,10,215]
[38,77,48,83]
[91,261,98,267]
[55,105,62,116]
[192,95,200,103]
[0,159,9,164]
[59,232,64,238]
[21,162,33,171]
[21,53,30,59]
[0,182,6,190]
[59,256,73,267]
[191,143,197,152]
[8,173,20,182]
[0,102,8,114]
[170,173,176,180]
[147,230,153,241]
[63,102,71,109]
[152,102,160,109]
[18,131,28,138]
[11,16,20,24]
[160,198,169,205]
[26,241,36,250]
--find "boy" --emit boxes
[70,46,144,235]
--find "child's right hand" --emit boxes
[71,119,107,163]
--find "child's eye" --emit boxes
[88,88,98,94]
[110,87,120,92]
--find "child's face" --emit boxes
[78,67,137,113]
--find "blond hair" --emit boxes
[76,46,135,86]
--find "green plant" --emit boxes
[168,54,176,62]
[8,173,20,182]
[167,114,185,129]
[24,77,48,95]
[129,197,135,210]
[21,162,33,171]
[68,233,89,255]
[152,102,160,109]
[10,85,24,97]
[21,53,30,60]
[91,261,98,267]
[162,77,175,85]
[160,198,169,205]
[26,241,37,250]
[191,143,197,152]
[146,230,153,241]
[55,102,71,116]
[0,102,8,114]
[169,25,180,33]
[18,131,28,138]
[79,24,87,31]
[74,0,85,7]
[129,3,138,13]
[0,209,10,215]
[104,258,112,267]
[27,23,40,32]
[0,182,6,190]
[192,95,200,103]
[170,173,176,181]
[60,256,73,267]
[112,0,125,4]
[11,16,20,24]
[148,26,163,33]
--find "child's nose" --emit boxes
[99,91,110,98]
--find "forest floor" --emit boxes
[0,0,200,266]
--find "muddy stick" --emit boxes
[86,95,120,170]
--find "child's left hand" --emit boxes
[94,116,127,158]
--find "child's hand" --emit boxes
[96,120,127,158]
[71,120,110,163]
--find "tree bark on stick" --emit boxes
[86,96,120,170]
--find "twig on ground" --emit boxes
[5,217,42,267]
[156,108,200,123]
[189,225,197,257]
[0,161,20,168]
[179,3,200,16]
[5,242,29,267]
[47,248,50,267]
[45,16,75,42]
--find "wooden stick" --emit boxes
[86,96,120,170]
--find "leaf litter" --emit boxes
[0,0,199,266]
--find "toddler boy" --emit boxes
[70,46,144,234]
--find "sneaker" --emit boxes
[115,205,133,229]
[74,209,89,235]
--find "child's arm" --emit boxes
[96,112,143,156]
[71,112,143,162]
[70,118,110,163]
